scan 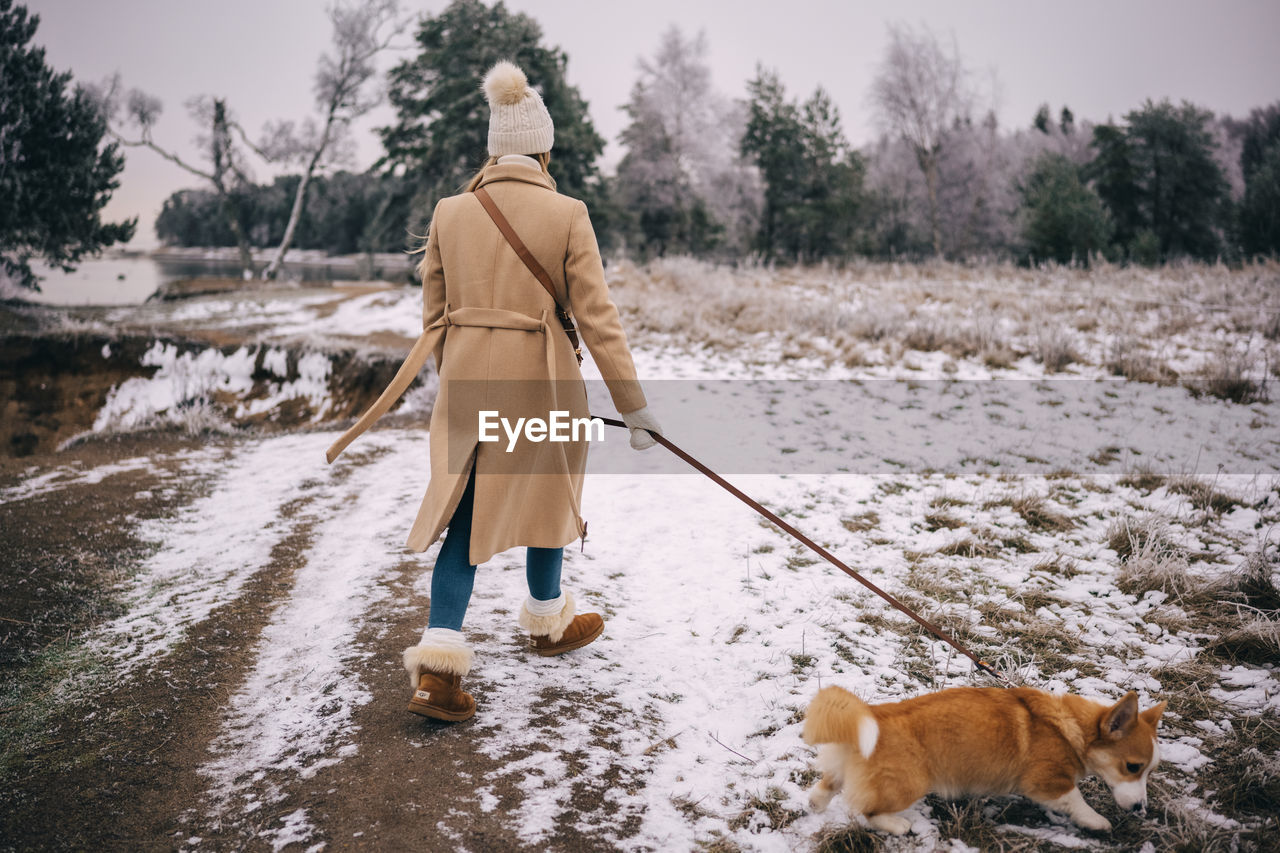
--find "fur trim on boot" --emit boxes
[519,591,605,656]
[402,636,473,687]
[518,591,577,644]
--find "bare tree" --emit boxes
[260,0,401,280]
[96,78,258,275]
[870,22,974,256]
[94,0,401,281]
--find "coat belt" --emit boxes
[325,304,568,468]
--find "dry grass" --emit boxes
[1106,337,1179,384]
[1033,324,1080,373]
[841,511,881,533]
[605,257,1280,386]
[1010,494,1075,532]
[1166,474,1244,514]
[1188,346,1270,404]
[812,824,882,853]
[1107,515,1179,564]
[1209,619,1280,664]
[1031,554,1083,579]
[926,796,1067,852]
[1218,546,1280,611]
[1205,545,1280,664]
[923,511,964,531]
[1111,523,1279,664]
[1200,716,1280,816]
[1110,516,1208,604]
[727,786,805,832]
[911,537,1002,560]
[1120,464,1168,492]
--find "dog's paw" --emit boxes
[868,813,912,835]
[807,786,834,813]
[1074,812,1112,833]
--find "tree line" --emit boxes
[151,5,1280,269]
[4,0,1279,292]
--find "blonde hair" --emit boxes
[414,153,554,281]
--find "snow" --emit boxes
[271,288,422,339]
[94,435,340,668]
[93,341,334,432]
[16,278,1278,850]
[96,287,422,347]
[0,452,207,502]
[263,809,319,853]
[57,410,1273,849]
[198,432,418,819]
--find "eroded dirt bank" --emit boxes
[1,296,432,457]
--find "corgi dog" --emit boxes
[802,685,1166,834]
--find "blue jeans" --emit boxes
[427,465,563,631]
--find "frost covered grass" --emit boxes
[606,256,1280,394]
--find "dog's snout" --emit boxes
[1129,801,1147,815]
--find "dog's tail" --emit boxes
[802,686,879,760]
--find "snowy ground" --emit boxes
[3,265,1279,851]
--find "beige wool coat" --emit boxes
[326,161,647,564]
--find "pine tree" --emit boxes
[1089,100,1231,263]
[1033,104,1051,134]
[797,87,864,260]
[0,0,134,292]
[741,67,805,259]
[1237,102,1280,179]
[1236,102,1280,256]
[1059,106,1075,135]
[378,0,604,237]
[1017,152,1111,265]
[1240,144,1280,257]
[1087,123,1142,257]
[1128,100,1230,261]
[740,69,864,262]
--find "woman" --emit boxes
[326,61,660,722]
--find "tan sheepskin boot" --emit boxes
[403,629,476,722]
[517,591,604,656]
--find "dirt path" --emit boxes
[0,432,641,852]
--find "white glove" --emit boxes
[621,406,662,451]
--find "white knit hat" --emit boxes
[483,60,554,156]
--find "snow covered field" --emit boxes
[3,262,1279,851]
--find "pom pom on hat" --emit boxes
[482,60,554,156]
[483,60,530,107]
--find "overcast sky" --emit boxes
[25,0,1280,248]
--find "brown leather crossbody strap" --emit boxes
[473,186,582,365]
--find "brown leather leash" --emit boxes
[595,416,1017,687]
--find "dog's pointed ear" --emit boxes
[1141,700,1167,729]
[1101,691,1139,740]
